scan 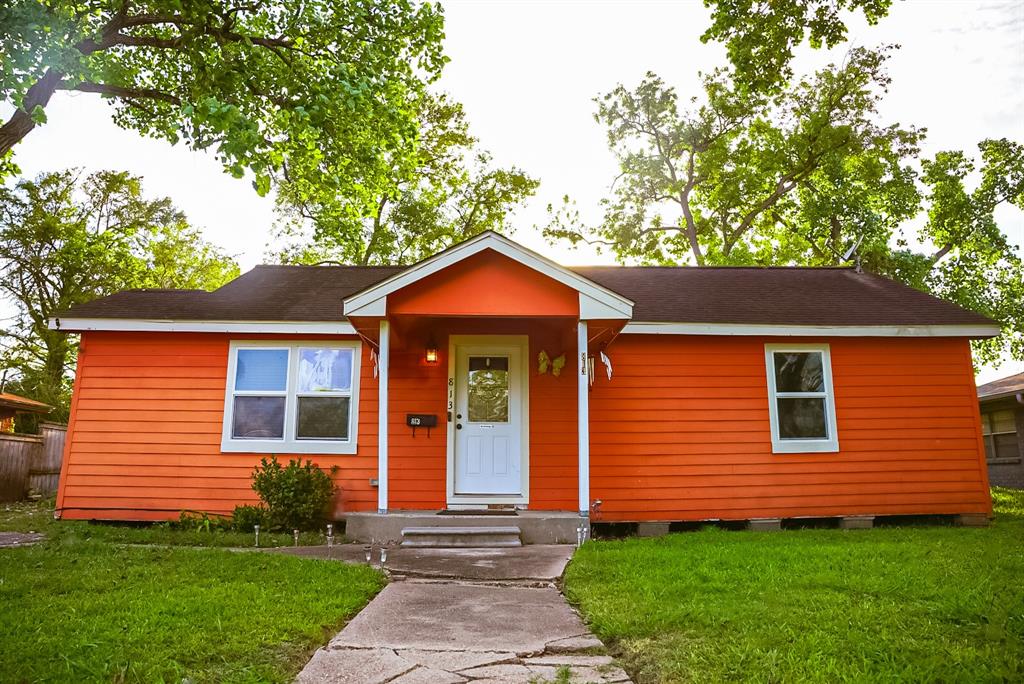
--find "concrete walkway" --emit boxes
[292,545,632,684]
[0,531,44,548]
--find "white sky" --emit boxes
[5,0,1023,381]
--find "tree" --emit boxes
[544,49,1024,363]
[0,169,240,429]
[272,93,539,265]
[702,0,893,93]
[0,0,446,215]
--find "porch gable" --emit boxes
[343,231,633,320]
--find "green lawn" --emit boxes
[0,500,384,683]
[565,488,1024,683]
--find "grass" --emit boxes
[0,499,330,548]
[0,499,385,682]
[565,488,1024,683]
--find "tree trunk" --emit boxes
[0,70,64,157]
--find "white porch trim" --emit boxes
[343,231,633,319]
[577,320,590,517]
[377,320,390,514]
[620,321,1000,338]
[446,334,531,506]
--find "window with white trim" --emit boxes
[222,341,360,454]
[764,344,839,453]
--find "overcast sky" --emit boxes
[5,0,1023,380]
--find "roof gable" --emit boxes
[343,232,633,319]
[387,249,580,317]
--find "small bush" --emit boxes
[231,504,270,532]
[251,456,338,531]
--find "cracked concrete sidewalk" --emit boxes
[294,547,631,684]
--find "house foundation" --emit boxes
[344,511,586,546]
[636,522,670,537]
[955,513,990,527]
[747,518,783,532]
[839,515,875,529]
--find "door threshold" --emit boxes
[437,509,518,516]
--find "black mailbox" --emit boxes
[406,413,437,437]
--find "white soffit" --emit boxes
[49,317,356,334]
[620,322,1002,338]
[342,231,634,319]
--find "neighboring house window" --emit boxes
[221,341,360,454]
[764,344,839,453]
[981,409,1021,463]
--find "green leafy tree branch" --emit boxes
[0,169,240,428]
[0,0,447,214]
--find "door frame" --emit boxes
[446,334,530,507]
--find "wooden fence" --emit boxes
[0,422,66,502]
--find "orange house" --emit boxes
[50,232,998,541]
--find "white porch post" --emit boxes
[377,319,390,514]
[577,319,590,517]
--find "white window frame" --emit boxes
[221,340,361,454]
[764,343,839,454]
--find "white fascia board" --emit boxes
[343,296,387,318]
[49,317,356,335]
[620,322,1002,338]
[579,292,631,320]
[342,232,634,317]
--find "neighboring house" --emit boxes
[49,232,999,539]
[0,392,51,433]
[977,372,1024,488]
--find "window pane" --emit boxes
[236,349,288,391]
[777,398,828,439]
[297,396,350,440]
[992,409,1016,434]
[995,433,1020,460]
[774,352,824,393]
[468,356,509,422]
[298,348,353,393]
[232,396,285,439]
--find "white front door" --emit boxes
[453,341,525,496]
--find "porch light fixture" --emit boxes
[424,336,439,364]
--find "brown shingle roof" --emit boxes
[571,266,994,327]
[57,262,995,329]
[977,372,1024,400]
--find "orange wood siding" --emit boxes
[59,328,989,522]
[57,332,379,520]
[384,318,578,511]
[589,335,992,521]
[386,346,448,510]
[387,250,579,317]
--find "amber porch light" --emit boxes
[424,338,439,364]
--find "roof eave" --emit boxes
[620,322,1002,338]
[49,317,356,335]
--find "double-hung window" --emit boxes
[981,409,1021,463]
[221,341,360,454]
[764,344,839,453]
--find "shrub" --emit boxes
[251,456,338,531]
[231,504,270,532]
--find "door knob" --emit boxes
[456,423,463,430]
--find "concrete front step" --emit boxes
[401,525,522,548]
